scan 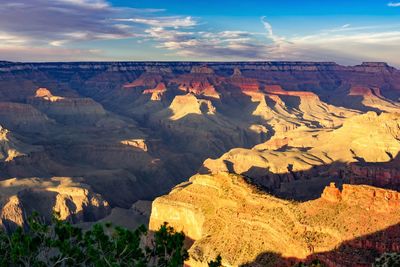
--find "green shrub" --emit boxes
[0,212,196,267]
[374,252,400,267]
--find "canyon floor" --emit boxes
[0,61,399,266]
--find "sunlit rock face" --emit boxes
[149,173,400,267]
[0,177,110,231]
[0,61,399,241]
[201,112,400,200]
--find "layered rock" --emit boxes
[349,162,400,190]
[120,139,148,151]
[0,102,54,131]
[171,68,221,99]
[142,82,167,101]
[28,88,109,124]
[0,177,110,231]
[202,112,400,198]
[0,126,40,162]
[167,94,216,120]
[340,85,400,112]
[148,93,264,160]
[150,173,400,267]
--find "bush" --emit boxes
[208,255,223,267]
[0,212,195,267]
[374,252,400,267]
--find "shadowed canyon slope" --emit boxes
[0,61,399,260]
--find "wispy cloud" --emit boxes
[115,16,197,29]
[261,16,286,44]
[388,2,400,7]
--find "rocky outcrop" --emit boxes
[123,73,163,89]
[149,173,400,267]
[0,177,110,231]
[28,88,108,124]
[321,182,342,202]
[322,183,400,212]
[167,94,216,120]
[120,139,148,151]
[202,112,400,199]
[0,125,40,162]
[341,85,400,112]
[142,83,167,101]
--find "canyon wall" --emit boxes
[150,173,400,267]
[0,61,399,244]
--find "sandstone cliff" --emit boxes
[150,173,400,266]
[0,177,110,231]
[202,112,400,198]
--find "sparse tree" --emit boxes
[0,212,199,267]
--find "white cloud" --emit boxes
[56,0,109,9]
[139,16,400,65]
[261,16,282,43]
[388,2,400,7]
[116,16,197,29]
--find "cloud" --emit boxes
[141,23,275,60]
[0,0,192,61]
[56,0,109,9]
[115,16,197,29]
[261,16,285,44]
[270,24,400,65]
[388,2,400,7]
[0,0,137,46]
[1,0,400,66]
[139,15,400,65]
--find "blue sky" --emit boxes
[0,0,400,65]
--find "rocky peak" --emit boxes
[322,183,400,212]
[321,182,342,202]
[34,88,64,102]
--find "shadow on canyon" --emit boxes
[240,222,400,267]
[1,188,109,233]
[200,153,400,202]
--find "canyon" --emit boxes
[0,61,399,266]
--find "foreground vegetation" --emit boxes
[0,212,221,267]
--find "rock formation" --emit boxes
[0,102,54,131]
[150,173,400,266]
[0,177,110,231]
[28,88,110,124]
[201,112,400,199]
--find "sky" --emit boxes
[0,0,400,65]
